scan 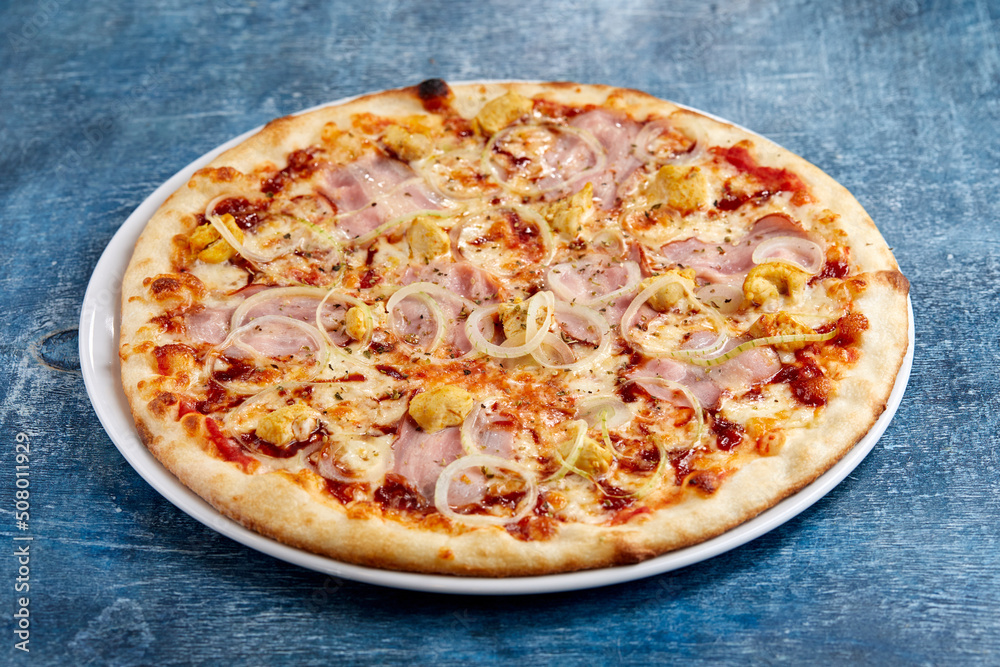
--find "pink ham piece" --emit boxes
[391,419,463,501]
[223,316,324,360]
[320,155,448,241]
[567,109,642,208]
[401,260,500,303]
[628,358,722,409]
[707,346,781,395]
[390,419,487,505]
[490,124,601,196]
[464,400,516,459]
[657,213,813,283]
[391,294,466,352]
[547,257,643,328]
[183,284,274,345]
[185,306,233,345]
[234,290,356,346]
[546,259,640,305]
[627,340,782,409]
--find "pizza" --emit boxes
[119,80,909,576]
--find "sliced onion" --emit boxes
[619,437,669,500]
[683,329,838,368]
[348,208,452,248]
[314,436,390,485]
[317,289,375,360]
[231,286,329,329]
[230,286,374,361]
[515,205,556,266]
[208,315,328,394]
[416,148,496,200]
[543,420,591,483]
[752,236,825,274]
[545,261,642,307]
[385,282,478,356]
[205,194,298,266]
[575,396,633,431]
[621,377,704,447]
[589,228,628,257]
[483,123,608,198]
[632,113,704,166]
[452,205,554,277]
[620,274,728,360]
[386,286,445,354]
[223,381,306,435]
[204,219,267,268]
[459,396,506,456]
[465,291,554,359]
[433,455,538,526]
[695,283,744,315]
[531,333,576,367]
[530,301,612,370]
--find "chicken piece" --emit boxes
[743,262,810,306]
[541,182,594,238]
[643,165,708,215]
[748,312,815,351]
[408,386,475,433]
[382,124,433,162]
[256,403,321,447]
[497,300,551,340]
[405,216,450,263]
[472,91,534,136]
[344,306,369,341]
[561,436,613,477]
[640,269,697,312]
[192,214,244,264]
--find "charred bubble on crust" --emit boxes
[153,343,197,376]
[147,391,179,418]
[145,273,206,302]
[415,78,454,113]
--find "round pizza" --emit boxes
[119,80,910,576]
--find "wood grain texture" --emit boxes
[1,0,998,663]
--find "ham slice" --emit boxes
[629,358,722,409]
[390,419,464,501]
[401,260,500,303]
[657,214,812,283]
[628,341,782,409]
[321,155,449,241]
[546,259,640,305]
[568,110,642,208]
[233,289,356,346]
[185,306,233,345]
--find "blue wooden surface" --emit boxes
[2,0,999,663]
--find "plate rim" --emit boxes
[79,87,915,596]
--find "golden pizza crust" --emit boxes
[120,81,910,576]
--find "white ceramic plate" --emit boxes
[80,91,914,595]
